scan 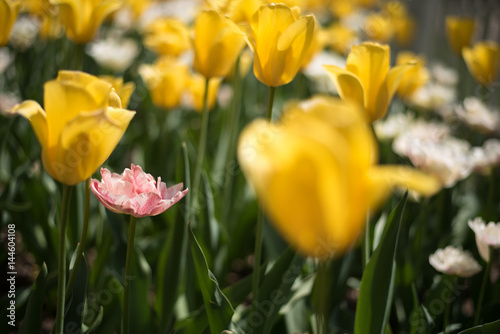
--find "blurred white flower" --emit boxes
[408,83,456,112]
[470,139,500,174]
[430,62,459,86]
[393,122,473,187]
[139,0,199,29]
[0,92,21,115]
[429,246,482,277]
[304,51,345,94]
[374,112,415,141]
[10,16,39,51]
[455,97,500,134]
[0,47,12,75]
[468,217,500,262]
[87,37,139,72]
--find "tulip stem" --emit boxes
[65,178,91,297]
[362,211,371,268]
[443,275,456,334]
[192,78,211,216]
[54,184,73,334]
[267,86,276,121]
[123,215,137,334]
[474,247,492,325]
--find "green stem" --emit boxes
[54,184,73,334]
[192,78,211,215]
[65,178,91,297]
[443,275,456,334]
[123,215,137,334]
[474,247,492,325]
[75,43,84,71]
[362,212,371,268]
[252,85,276,311]
[486,169,495,220]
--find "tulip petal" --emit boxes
[10,101,48,150]
[50,108,134,185]
[323,65,365,107]
[277,16,309,51]
[373,63,413,121]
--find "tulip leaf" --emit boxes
[18,263,48,334]
[252,247,304,334]
[65,253,89,334]
[354,192,408,334]
[155,142,190,333]
[84,306,103,333]
[188,225,234,334]
[457,320,500,334]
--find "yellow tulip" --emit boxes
[326,23,357,55]
[301,23,328,69]
[143,18,191,57]
[50,0,122,44]
[206,0,263,24]
[193,10,246,79]
[238,96,440,258]
[139,57,189,110]
[445,16,475,55]
[364,12,394,43]
[393,15,415,47]
[246,3,316,87]
[323,42,412,122]
[99,76,135,108]
[463,41,500,87]
[9,71,135,185]
[396,51,429,99]
[329,0,357,19]
[183,74,221,112]
[0,0,21,46]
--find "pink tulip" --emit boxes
[91,164,188,218]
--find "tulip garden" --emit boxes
[1,0,500,333]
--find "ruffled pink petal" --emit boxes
[150,188,189,216]
[124,191,163,218]
[162,183,185,199]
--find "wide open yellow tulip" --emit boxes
[396,51,429,99]
[0,0,21,46]
[323,42,412,122]
[50,0,122,44]
[193,9,246,79]
[139,57,189,110]
[445,16,475,55]
[10,71,135,185]
[238,96,440,259]
[463,41,500,87]
[246,3,316,87]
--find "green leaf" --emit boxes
[130,248,153,333]
[19,263,48,334]
[155,142,190,333]
[409,283,429,334]
[354,192,408,334]
[252,247,304,334]
[457,320,500,334]
[188,225,234,334]
[65,254,89,334]
[84,306,103,333]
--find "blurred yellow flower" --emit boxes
[324,42,412,122]
[139,57,189,110]
[396,51,429,99]
[50,0,122,44]
[0,0,21,46]
[207,0,262,24]
[329,0,357,18]
[143,18,191,57]
[193,9,246,79]
[364,12,394,43]
[445,16,475,55]
[99,76,135,108]
[326,23,357,55]
[238,96,440,258]
[10,71,135,185]
[183,73,221,112]
[246,3,316,87]
[463,41,500,87]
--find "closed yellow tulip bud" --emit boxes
[324,42,412,122]
[396,51,429,99]
[463,41,500,87]
[193,10,246,79]
[238,96,440,258]
[50,0,122,44]
[445,16,475,55]
[139,57,189,110]
[143,18,191,57]
[246,3,316,87]
[183,74,221,112]
[0,0,21,46]
[9,71,135,185]
[99,76,135,108]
